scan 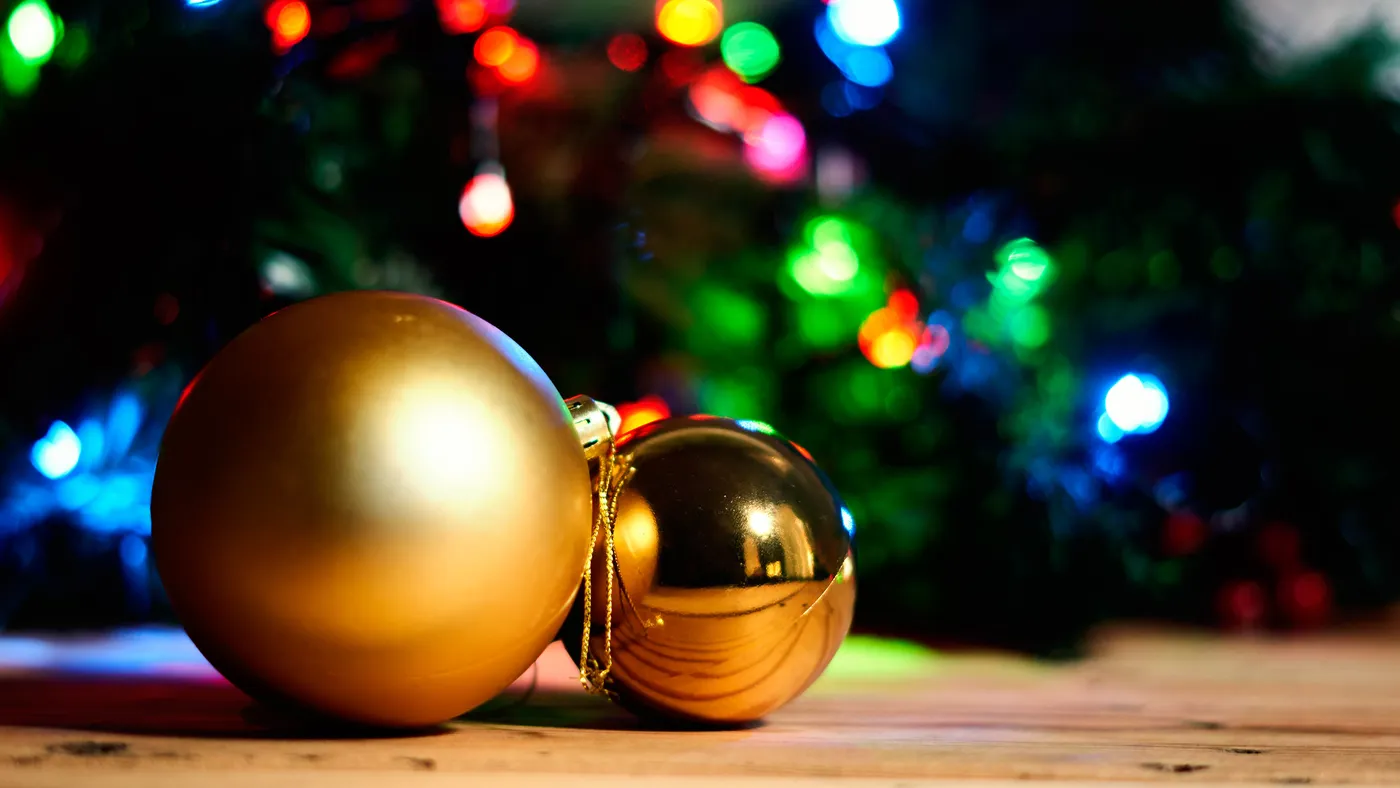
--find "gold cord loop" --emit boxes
[566,395,624,697]
[579,435,622,696]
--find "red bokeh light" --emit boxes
[266,0,312,51]
[607,33,648,72]
[607,32,649,72]
[496,39,539,84]
[617,395,671,434]
[1280,571,1331,629]
[888,289,919,321]
[326,33,399,80]
[436,0,487,34]
[1162,512,1206,556]
[474,26,520,67]
[1218,580,1268,630]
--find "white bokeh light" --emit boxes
[828,0,902,48]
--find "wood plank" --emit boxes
[3,622,1400,786]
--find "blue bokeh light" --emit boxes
[1104,373,1170,435]
[119,533,148,569]
[6,387,165,537]
[31,421,81,480]
[840,46,893,87]
[962,208,993,244]
[815,17,894,89]
[828,0,902,48]
[1096,412,1124,443]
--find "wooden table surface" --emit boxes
[3,619,1400,787]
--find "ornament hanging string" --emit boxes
[577,425,631,697]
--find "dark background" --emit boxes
[1,0,1397,655]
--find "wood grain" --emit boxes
[4,621,1400,786]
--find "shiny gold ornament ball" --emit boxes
[566,416,856,725]
[152,291,592,728]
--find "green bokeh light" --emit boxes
[997,238,1053,282]
[720,21,780,83]
[691,285,765,348]
[0,46,38,96]
[789,249,858,296]
[1008,304,1051,348]
[796,299,851,348]
[988,267,1039,301]
[817,636,941,682]
[787,215,868,298]
[7,0,59,64]
[697,371,769,420]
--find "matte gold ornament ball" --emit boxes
[152,291,592,728]
[566,416,856,725]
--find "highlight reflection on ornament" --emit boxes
[566,416,855,725]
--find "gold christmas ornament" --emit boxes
[565,416,856,725]
[152,291,593,728]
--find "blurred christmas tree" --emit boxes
[1,0,1398,653]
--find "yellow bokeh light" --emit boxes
[657,0,722,47]
[866,330,917,369]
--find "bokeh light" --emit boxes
[496,38,538,84]
[743,112,806,180]
[814,16,892,89]
[436,0,487,34]
[474,26,519,67]
[31,421,80,480]
[827,0,901,48]
[7,0,58,63]
[785,215,873,299]
[858,292,923,369]
[618,395,671,433]
[910,324,950,373]
[656,0,722,47]
[888,288,917,320]
[999,237,1053,282]
[688,75,745,130]
[1103,373,1170,436]
[1007,304,1050,348]
[260,251,316,297]
[459,171,514,237]
[607,33,648,71]
[815,146,859,201]
[721,21,779,83]
[266,0,311,51]
[865,328,916,368]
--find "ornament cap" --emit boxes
[566,395,620,461]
